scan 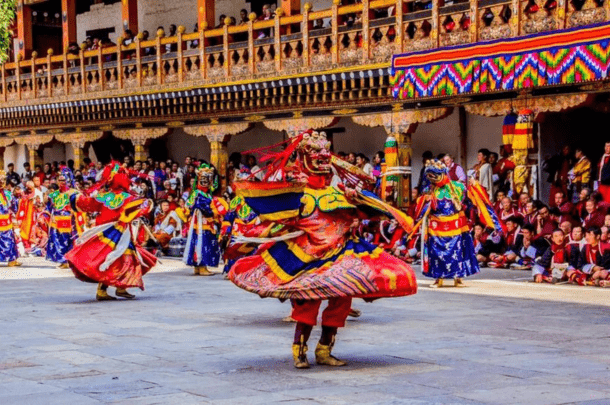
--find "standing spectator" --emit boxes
[569,147,591,202]
[442,153,466,183]
[472,148,493,199]
[22,162,34,182]
[495,145,516,194]
[6,163,20,185]
[417,151,434,193]
[239,9,249,25]
[545,145,574,207]
[597,141,610,203]
[356,153,373,176]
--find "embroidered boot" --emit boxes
[292,335,310,369]
[96,283,117,301]
[193,267,200,275]
[116,288,136,299]
[430,278,443,288]
[7,260,22,267]
[199,266,215,276]
[315,336,346,367]
[454,278,465,287]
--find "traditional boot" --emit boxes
[454,278,465,287]
[315,336,346,367]
[96,283,116,301]
[292,335,310,369]
[198,266,215,276]
[193,267,200,275]
[348,308,362,318]
[7,260,22,267]
[58,262,70,269]
[115,288,136,299]
[282,315,297,322]
[430,278,443,288]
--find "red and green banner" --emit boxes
[391,22,610,100]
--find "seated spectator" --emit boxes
[493,190,506,215]
[559,220,572,237]
[499,196,522,222]
[567,227,609,286]
[523,201,538,226]
[583,199,605,229]
[554,191,576,225]
[575,188,591,222]
[532,229,572,283]
[566,225,585,262]
[443,154,466,184]
[151,200,181,252]
[535,205,557,241]
[488,216,523,268]
[517,192,531,215]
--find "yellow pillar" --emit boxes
[208,135,230,193]
[396,131,413,208]
[28,145,43,168]
[134,143,149,163]
[72,143,86,170]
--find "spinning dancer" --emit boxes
[229,130,417,369]
[65,162,157,301]
[183,163,228,276]
[415,160,504,287]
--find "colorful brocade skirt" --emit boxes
[229,238,417,301]
[422,213,479,279]
[46,215,74,264]
[66,221,157,290]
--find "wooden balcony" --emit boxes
[0,0,607,123]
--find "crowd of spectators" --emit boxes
[6,139,610,288]
[378,141,610,288]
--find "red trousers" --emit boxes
[291,297,352,328]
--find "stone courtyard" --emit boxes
[1,257,609,405]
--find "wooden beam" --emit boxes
[122,0,139,34]
[197,0,215,30]
[61,0,77,52]
[16,0,33,59]
[281,0,301,16]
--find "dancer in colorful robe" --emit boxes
[65,162,157,301]
[229,130,418,369]
[0,171,21,267]
[221,195,263,275]
[183,163,228,276]
[415,160,503,287]
[46,168,79,268]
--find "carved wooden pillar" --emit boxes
[0,147,5,170]
[122,0,139,34]
[61,0,77,52]
[208,135,230,192]
[396,126,417,207]
[16,0,33,59]
[28,145,43,168]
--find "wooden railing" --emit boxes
[1,0,608,105]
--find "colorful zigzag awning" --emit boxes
[391,22,610,100]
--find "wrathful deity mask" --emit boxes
[298,130,332,176]
[424,159,449,185]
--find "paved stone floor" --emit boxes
[1,257,610,405]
